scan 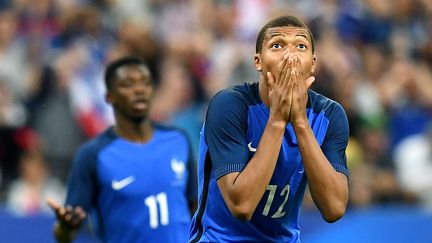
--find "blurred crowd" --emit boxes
[0,0,431,216]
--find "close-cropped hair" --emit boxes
[255,15,315,54]
[104,56,148,90]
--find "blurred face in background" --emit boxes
[0,10,17,46]
[107,65,154,121]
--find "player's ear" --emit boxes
[311,55,317,74]
[254,54,262,72]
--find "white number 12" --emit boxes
[262,184,290,218]
[144,192,169,229]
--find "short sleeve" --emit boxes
[204,90,250,179]
[186,134,198,201]
[321,103,350,177]
[65,143,98,211]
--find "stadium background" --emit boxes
[0,0,431,242]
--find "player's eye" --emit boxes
[118,80,134,88]
[297,43,307,50]
[271,43,283,49]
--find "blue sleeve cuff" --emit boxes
[214,163,247,180]
[332,163,350,178]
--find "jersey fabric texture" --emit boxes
[65,125,197,243]
[189,82,349,243]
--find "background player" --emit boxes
[47,56,197,243]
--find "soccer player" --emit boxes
[47,56,197,243]
[189,15,349,242]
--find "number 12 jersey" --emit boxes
[189,82,349,243]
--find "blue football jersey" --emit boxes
[65,125,197,243]
[189,82,349,242]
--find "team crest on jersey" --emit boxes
[171,158,185,179]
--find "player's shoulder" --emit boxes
[210,82,261,109]
[76,127,118,157]
[308,89,346,116]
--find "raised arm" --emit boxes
[217,115,286,220]
[290,57,349,222]
[217,55,315,220]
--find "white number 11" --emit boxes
[144,192,169,229]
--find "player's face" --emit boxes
[107,65,154,120]
[254,26,317,84]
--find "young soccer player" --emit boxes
[48,56,197,243]
[189,15,349,242]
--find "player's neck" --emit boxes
[114,119,153,143]
[258,77,270,108]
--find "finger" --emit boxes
[71,208,87,226]
[293,56,305,90]
[284,66,296,104]
[296,55,301,66]
[289,65,296,86]
[59,204,73,216]
[281,57,293,90]
[278,53,290,86]
[65,205,73,213]
[74,207,87,220]
[65,212,73,222]
[47,198,61,210]
[58,207,66,220]
[292,67,302,98]
[267,72,275,91]
[65,204,79,221]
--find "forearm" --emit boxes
[293,122,348,222]
[218,117,286,219]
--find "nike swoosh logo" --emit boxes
[248,142,257,152]
[112,176,135,190]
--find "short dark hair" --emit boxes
[255,15,315,54]
[104,56,148,90]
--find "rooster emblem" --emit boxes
[171,158,185,179]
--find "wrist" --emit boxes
[267,116,287,129]
[291,119,310,132]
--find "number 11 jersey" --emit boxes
[66,125,197,243]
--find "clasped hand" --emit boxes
[267,54,315,126]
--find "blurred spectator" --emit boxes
[0,79,29,196]
[377,58,432,149]
[394,123,432,208]
[6,150,65,216]
[151,59,206,156]
[348,125,417,207]
[0,8,30,99]
[29,50,87,183]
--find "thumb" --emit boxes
[305,76,316,89]
[267,72,275,90]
